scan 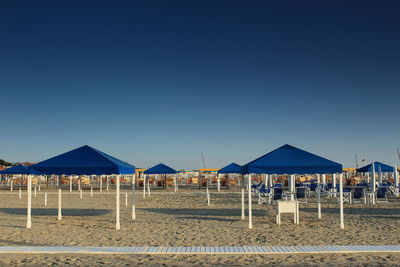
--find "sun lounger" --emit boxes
[376,187,388,203]
[352,187,366,203]
[258,186,273,205]
[295,187,307,204]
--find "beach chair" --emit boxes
[308,183,318,197]
[352,187,366,203]
[258,186,273,205]
[273,187,283,201]
[295,187,307,204]
[336,184,352,203]
[251,181,263,197]
[376,187,388,203]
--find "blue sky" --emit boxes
[0,1,399,169]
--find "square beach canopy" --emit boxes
[356,162,394,173]
[241,144,342,174]
[144,163,177,174]
[30,145,135,175]
[218,163,243,174]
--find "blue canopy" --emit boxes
[242,144,342,174]
[218,163,243,174]
[0,164,38,175]
[30,145,135,175]
[356,162,394,173]
[144,163,177,174]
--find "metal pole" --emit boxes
[116,175,120,230]
[248,174,253,229]
[339,173,344,229]
[26,175,32,228]
[317,174,321,219]
[132,174,136,220]
[58,176,62,220]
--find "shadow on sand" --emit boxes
[301,207,400,217]
[139,208,266,217]
[0,208,111,216]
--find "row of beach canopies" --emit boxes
[0,144,398,230]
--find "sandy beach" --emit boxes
[0,187,400,266]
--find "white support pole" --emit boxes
[176,173,179,191]
[38,183,41,191]
[290,174,295,201]
[69,176,72,192]
[241,188,245,220]
[99,176,103,192]
[10,177,13,191]
[174,175,177,192]
[217,173,221,192]
[90,186,93,196]
[371,162,376,204]
[34,186,37,196]
[143,175,146,199]
[106,176,109,191]
[78,176,81,191]
[207,186,210,206]
[394,164,399,197]
[332,173,337,192]
[19,187,22,199]
[125,191,128,207]
[269,174,273,187]
[116,175,120,230]
[44,191,48,206]
[322,174,326,185]
[248,174,253,229]
[26,175,32,228]
[58,176,62,220]
[80,189,83,199]
[378,165,382,184]
[147,178,150,196]
[317,174,321,219]
[339,173,344,229]
[132,174,136,220]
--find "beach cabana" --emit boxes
[217,162,242,191]
[357,162,394,173]
[144,163,178,192]
[29,145,135,230]
[218,162,245,218]
[0,164,39,191]
[357,162,394,195]
[241,144,343,229]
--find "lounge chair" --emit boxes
[258,186,273,205]
[295,187,307,204]
[273,187,283,201]
[376,187,388,203]
[352,187,366,203]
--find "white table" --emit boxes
[276,200,299,225]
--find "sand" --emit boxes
[0,186,400,266]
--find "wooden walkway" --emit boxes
[0,245,399,255]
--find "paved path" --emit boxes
[0,245,399,255]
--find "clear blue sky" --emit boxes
[1,1,399,169]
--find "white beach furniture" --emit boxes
[276,200,299,225]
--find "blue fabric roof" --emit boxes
[356,162,394,173]
[0,164,38,175]
[144,163,177,174]
[218,163,243,174]
[30,145,135,175]
[242,144,342,174]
